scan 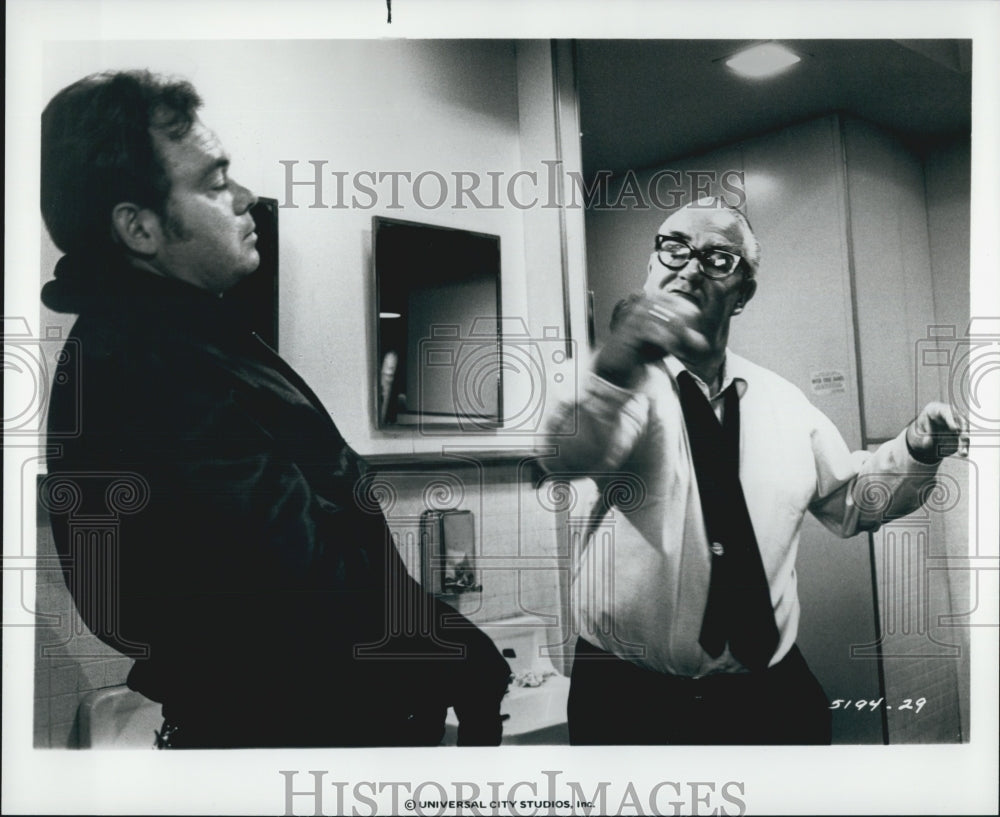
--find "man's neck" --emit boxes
[126,256,168,279]
[126,257,222,297]
[675,350,726,395]
[675,322,730,395]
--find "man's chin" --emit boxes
[238,252,261,278]
[218,258,262,294]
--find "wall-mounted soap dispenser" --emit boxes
[420,509,481,596]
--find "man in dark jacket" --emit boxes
[40,70,510,748]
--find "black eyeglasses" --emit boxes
[653,235,743,279]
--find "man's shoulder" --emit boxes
[68,306,247,422]
[69,310,176,378]
[727,351,811,404]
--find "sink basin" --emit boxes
[77,686,161,749]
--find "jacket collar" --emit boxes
[663,350,749,401]
[41,253,255,344]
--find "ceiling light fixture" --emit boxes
[725,42,801,79]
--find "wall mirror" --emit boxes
[373,217,502,430]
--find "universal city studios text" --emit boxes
[279,770,749,816]
[277,161,747,211]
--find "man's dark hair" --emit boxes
[41,70,202,258]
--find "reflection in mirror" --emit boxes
[374,217,502,429]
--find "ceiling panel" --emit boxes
[577,39,971,176]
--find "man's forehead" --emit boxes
[154,120,227,170]
[657,206,746,244]
[187,121,224,154]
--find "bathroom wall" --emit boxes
[843,117,939,439]
[921,137,972,740]
[924,139,971,339]
[372,460,566,644]
[841,120,971,743]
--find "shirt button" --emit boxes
[710,541,725,556]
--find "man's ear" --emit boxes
[732,278,757,315]
[110,203,162,256]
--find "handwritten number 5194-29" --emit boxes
[829,697,926,713]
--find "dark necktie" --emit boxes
[676,371,779,672]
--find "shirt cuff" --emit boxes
[905,424,944,465]
[892,427,942,473]
[589,371,639,403]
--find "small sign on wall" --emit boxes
[810,369,847,395]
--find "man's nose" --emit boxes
[677,256,706,281]
[232,179,258,213]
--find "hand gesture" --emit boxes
[906,402,970,463]
[595,291,710,388]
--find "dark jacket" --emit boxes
[42,255,510,747]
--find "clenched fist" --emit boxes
[595,291,711,388]
[906,402,970,463]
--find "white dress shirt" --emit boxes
[544,350,940,677]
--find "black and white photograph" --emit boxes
[4,1,998,815]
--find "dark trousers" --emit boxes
[568,638,832,745]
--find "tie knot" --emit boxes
[678,368,737,399]
[677,369,719,420]
[677,368,706,398]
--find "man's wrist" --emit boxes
[594,344,643,389]
[594,362,641,389]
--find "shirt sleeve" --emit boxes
[543,371,651,472]
[808,407,941,537]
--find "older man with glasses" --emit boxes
[544,198,968,745]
